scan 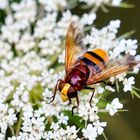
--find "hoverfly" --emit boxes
[48,22,140,115]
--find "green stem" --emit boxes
[131,89,140,99]
[101,4,109,13]
[16,111,23,137]
[9,126,15,136]
[102,132,108,140]
[80,137,85,140]
[98,109,108,113]
[118,30,136,40]
[115,79,119,92]
[132,86,140,91]
[117,109,129,112]
[119,2,135,8]
[6,1,13,15]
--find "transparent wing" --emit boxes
[65,22,86,74]
[87,54,140,84]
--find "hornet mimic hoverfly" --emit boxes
[48,22,140,115]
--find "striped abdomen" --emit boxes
[81,49,109,73]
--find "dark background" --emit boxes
[96,0,140,140]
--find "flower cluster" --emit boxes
[0,0,139,139]
[79,0,122,7]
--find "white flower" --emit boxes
[116,73,127,82]
[0,40,13,60]
[39,0,67,12]
[0,133,5,139]
[109,73,127,84]
[80,13,96,25]
[58,113,69,125]
[21,114,45,140]
[125,39,138,56]
[66,126,78,139]
[79,0,122,7]
[95,84,104,94]
[0,102,17,134]
[11,0,36,25]
[50,122,59,131]
[22,104,33,118]
[34,13,57,39]
[133,62,140,73]
[85,20,122,52]
[0,0,8,9]
[57,10,79,35]
[82,124,97,140]
[78,104,89,121]
[112,0,122,6]
[47,125,78,139]
[1,23,20,43]
[7,108,17,125]
[108,20,120,34]
[16,33,35,53]
[89,107,99,122]
[105,85,115,92]
[106,98,123,116]
[123,77,135,92]
[58,50,65,64]
[93,120,107,135]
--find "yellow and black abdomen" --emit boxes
[81,48,109,73]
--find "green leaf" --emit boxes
[55,65,65,72]
[63,110,85,128]
[29,83,43,105]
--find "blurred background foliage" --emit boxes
[0,0,140,140]
[96,0,140,139]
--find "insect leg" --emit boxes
[89,88,95,108]
[72,95,79,115]
[46,96,53,99]
[68,99,72,105]
[47,79,62,104]
[85,87,94,90]
[103,81,115,87]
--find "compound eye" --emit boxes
[67,87,77,98]
[67,91,77,98]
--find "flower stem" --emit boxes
[16,111,23,137]
[132,86,140,91]
[103,132,108,140]
[9,126,15,136]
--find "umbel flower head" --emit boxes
[0,0,139,140]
